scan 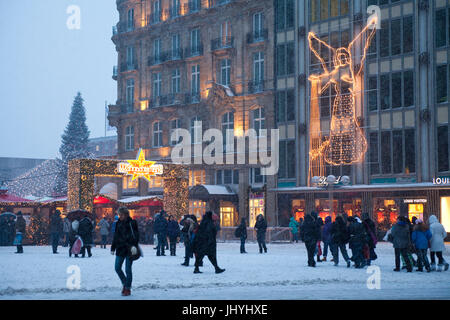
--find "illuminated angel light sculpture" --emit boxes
[308,17,377,180]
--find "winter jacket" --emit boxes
[63,218,71,233]
[411,227,432,250]
[236,222,247,239]
[254,215,267,240]
[300,214,321,243]
[322,216,332,243]
[111,217,139,257]
[362,218,377,248]
[330,217,349,245]
[192,212,217,256]
[289,217,299,234]
[49,213,63,233]
[390,221,411,249]
[78,217,94,246]
[98,218,110,236]
[154,214,168,235]
[168,220,180,238]
[15,216,26,234]
[348,219,367,247]
[428,215,447,252]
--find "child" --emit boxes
[411,219,432,272]
[69,220,80,258]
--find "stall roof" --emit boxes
[0,192,33,203]
[119,196,163,203]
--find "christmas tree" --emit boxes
[54,92,92,195]
[27,214,49,245]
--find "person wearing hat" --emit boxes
[428,214,449,272]
[49,210,63,254]
[14,211,26,254]
[411,218,432,272]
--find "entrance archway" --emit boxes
[67,158,189,219]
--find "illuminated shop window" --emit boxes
[189,200,206,221]
[123,175,138,190]
[188,170,205,186]
[249,196,264,227]
[440,197,450,232]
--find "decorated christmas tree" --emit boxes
[54,92,92,196]
[27,214,49,245]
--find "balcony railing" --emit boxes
[149,93,188,108]
[211,37,234,51]
[147,53,169,66]
[168,5,181,19]
[248,80,265,94]
[148,12,162,25]
[247,29,268,44]
[122,103,134,114]
[120,62,138,72]
[188,0,202,12]
[169,48,183,61]
[185,92,201,104]
[184,44,204,58]
[211,0,232,7]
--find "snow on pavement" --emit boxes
[0,242,449,300]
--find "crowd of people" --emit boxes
[1,207,448,296]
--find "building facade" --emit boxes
[108,0,277,227]
[274,0,450,236]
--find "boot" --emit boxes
[215,267,225,274]
[322,257,327,262]
[122,288,131,296]
[444,262,449,271]
[317,255,322,262]
[437,264,443,272]
[393,268,400,272]
[193,266,202,274]
[264,247,267,253]
[346,260,351,268]
[431,263,436,271]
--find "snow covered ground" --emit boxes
[0,242,449,300]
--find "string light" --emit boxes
[308,16,377,182]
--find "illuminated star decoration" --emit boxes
[125,148,156,182]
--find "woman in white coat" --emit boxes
[428,215,449,271]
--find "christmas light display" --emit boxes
[308,16,377,181]
[117,148,163,181]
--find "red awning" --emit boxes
[0,193,33,203]
[94,196,115,205]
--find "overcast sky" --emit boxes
[0,0,118,159]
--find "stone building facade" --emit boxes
[108,0,277,227]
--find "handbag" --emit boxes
[129,222,143,261]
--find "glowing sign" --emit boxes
[308,17,377,175]
[118,148,163,181]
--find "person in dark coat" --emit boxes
[300,212,321,267]
[49,210,63,254]
[389,215,413,272]
[411,219,432,272]
[330,215,351,267]
[192,211,225,274]
[347,216,367,268]
[322,216,332,262]
[68,220,80,258]
[8,216,16,245]
[154,210,168,256]
[254,214,267,253]
[111,207,139,296]
[0,216,8,246]
[315,215,324,262]
[167,215,180,256]
[236,218,247,254]
[180,215,197,266]
[361,212,378,266]
[145,218,154,244]
[15,212,26,254]
[78,216,94,258]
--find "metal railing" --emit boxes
[184,44,204,58]
[112,66,118,78]
[248,80,265,94]
[211,37,234,51]
[247,29,268,43]
[120,62,138,72]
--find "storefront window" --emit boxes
[189,200,206,221]
[189,170,205,186]
[249,194,264,227]
[123,176,138,190]
[315,199,338,221]
[373,199,399,234]
[292,199,305,221]
[407,204,424,221]
[148,176,163,188]
[220,205,235,227]
[440,197,450,232]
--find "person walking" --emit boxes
[390,216,413,272]
[98,216,110,249]
[49,210,63,254]
[254,214,267,254]
[78,216,94,258]
[192,211,225,274]
[411,219,432,272]
[62,217,71,247]
[236,218,247,254]
[167,215,180,256]
[300,212,321,267]
[111,207,140,296]
[315,215,324,262]
[428,214,449,271]
[289,216,300,243]
[330,215,351,267]
[347,216,367,268]
[14,212,26,254]
[361,212,378,266]
[180,215,197,266]
[322,216,332,261]
[68,219,80,258]
[154,210,168,256]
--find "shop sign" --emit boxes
[315,176,350,187]
[118,148,163,182]
[433,177,450,185]
[403,199,427,204]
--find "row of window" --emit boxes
[124,109,265,151]
[310,0,349,23]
